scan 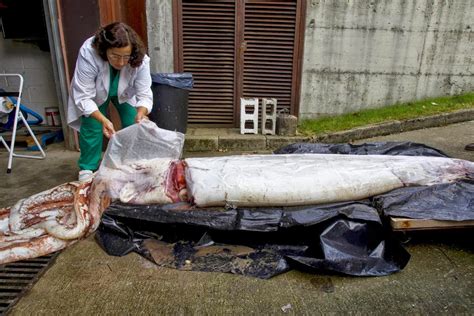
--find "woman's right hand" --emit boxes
[102,118,116,139]
[90,110,115,138]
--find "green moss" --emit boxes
[298,92,474,136]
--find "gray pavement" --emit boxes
[0,120,473,315]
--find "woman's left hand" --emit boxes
[135,106,149,123]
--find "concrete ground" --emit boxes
[0,121,473,315]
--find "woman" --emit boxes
[67,22,153,182]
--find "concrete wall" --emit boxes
[300,0,474,119]
[146,0,473,119]
[146,0,174,74]
[0,38,59,123]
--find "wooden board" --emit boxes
[390,217,474,231]
[1,127,62,149]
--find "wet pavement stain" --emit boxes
[310,277,335,293]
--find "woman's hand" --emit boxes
[102,118,115,139]
[90,110,115,138]
[135,106,149,123]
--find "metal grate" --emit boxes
[0,253,59,315]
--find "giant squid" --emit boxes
[0,180,109,264]
[95,153,473,207]
[1,120,473,264]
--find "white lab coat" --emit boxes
[67,37,153,131]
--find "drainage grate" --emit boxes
[0,253,59,315]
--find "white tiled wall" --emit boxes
[0,37,59,124]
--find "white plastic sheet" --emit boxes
[100,119,184,169]
[94,122,474,208]
[185,154,474,207]
[96,120,184,204]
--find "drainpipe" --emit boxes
[42,0,76,150]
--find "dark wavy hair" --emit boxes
[92,22,146,68]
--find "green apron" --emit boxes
[78,65,137,171]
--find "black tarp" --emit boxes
[274,141,450,157]
[97,201,410,278]
[96,142,473,278]
[374,179,474,221]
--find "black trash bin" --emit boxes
[149,73,193,133]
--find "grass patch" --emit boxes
[298,92,474,136]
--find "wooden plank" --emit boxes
[1,126,62,137]
[390,217,474,231]
[1,127,62,149]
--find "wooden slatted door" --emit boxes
[175,0,305,127]
[177,0,236,126]
[239,0,303,115]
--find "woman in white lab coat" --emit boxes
[67,22,153,182]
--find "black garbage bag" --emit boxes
[149,73,194,133]
[150,73,194,90]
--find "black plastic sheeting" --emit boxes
[374,179,474,221]
[96,141,472,278]
[97,201,410,278]
[274,141,450,157]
